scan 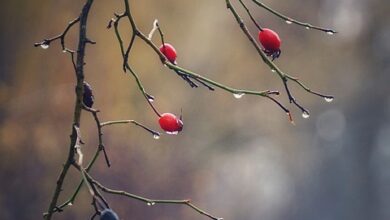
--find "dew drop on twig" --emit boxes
[326,31,334,35]
[302,111,310,119]
[271,69,276,73]
[41,44,49,49]
[166,131,179,135]
[153,134,160,139]
[305,26,310,30]
[233,93,245,99]
[68,202,73,206]
[324,97,334,103]
[285,20,292,24]
[146,94,155,102]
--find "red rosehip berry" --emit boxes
[158,113,183,134]
[159,43,177,64]
[258,28,282,60]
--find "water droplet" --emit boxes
[153,134,160,139]
[326,31,334,35]
[271,69,276,73]
[166,131,179,135]
[147,202,155,206]
[305,26,310,30]
[68,202,73,206]
[146,93,155,102]
[217,218,224,220]
[41,44,49,49]
[324,97,334,103]
[285,20,292,24]
[302,111,310,119]
[233,93,245,99]
[62,49,67,53]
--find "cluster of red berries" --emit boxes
[156,29,281,134]
[158,28,282,63]
[158,43,183,134]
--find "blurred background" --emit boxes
[1,0,389,219]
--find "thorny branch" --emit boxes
[37,0,158,219]
[37,0,336,219]
[63,117,220,219]
[41,1,95,219]
[43,105,160,217]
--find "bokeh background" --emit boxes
[1,0,389,219]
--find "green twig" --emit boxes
[251,0,337,34]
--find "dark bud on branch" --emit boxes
[100,209,119,220]
[83,81,94,108]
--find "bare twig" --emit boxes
[100,119,160,138]
[34,17,80,51]
[239,0,263,31]
[251,0,337,34]
[44,110,160,216]
[84,171,223,220]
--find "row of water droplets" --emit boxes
[301,96,334,119]
[284,19,335,35]
[233,93,333,120]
